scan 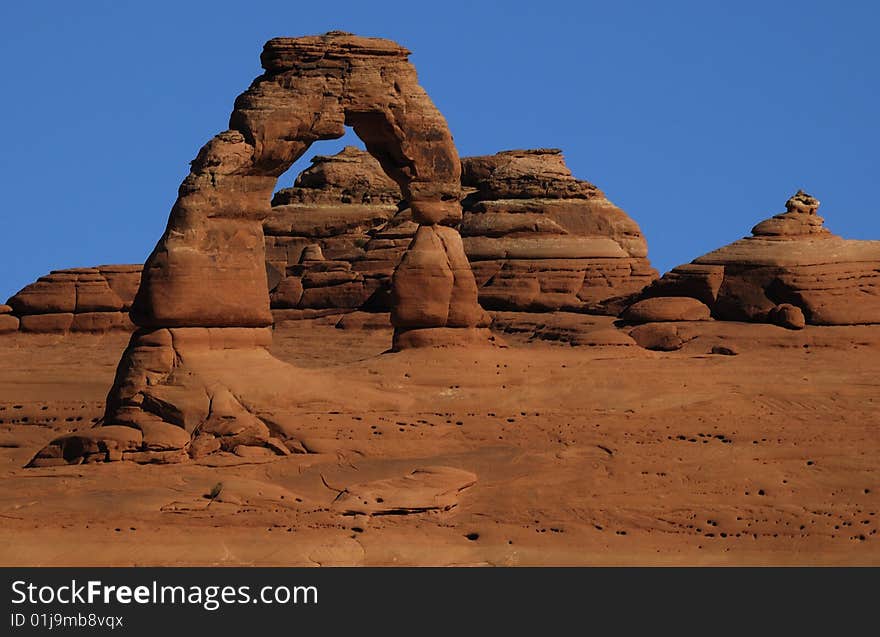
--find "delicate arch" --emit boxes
[29,32,490,467]
[132,32,463,329]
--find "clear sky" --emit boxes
[1,1,878,300]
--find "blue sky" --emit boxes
[1,1,878,300]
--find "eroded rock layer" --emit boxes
[5,266,140,333]
[460,149,657,315]
[637,191,880,327]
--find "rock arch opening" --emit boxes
[270,128,368,201]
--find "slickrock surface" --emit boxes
[461,149,657,315]
[331,466,477,516]
[4,266,140,333]
[639,191,880,328]
[2,318,879,565]
[30,32,489,467]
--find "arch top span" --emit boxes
[234,31,462,214]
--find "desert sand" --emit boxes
[1,315,878,566]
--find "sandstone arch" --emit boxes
[29,32,490,466]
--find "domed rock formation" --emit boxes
[272,145,401,208]
[29,32,487,467]
[459,149,657,315]
[5,266,140,333]
[636,191,880,326]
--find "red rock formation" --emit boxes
[636,191,880,327]
[0,304,18,334]
[5,266,140,333]
[29,32,486,466]
[391,224,492,349]
[460,149,657,314]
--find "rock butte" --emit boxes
[461,149,657,315]
[631,191,880,329]
[28,31,491,466]
[5,266,141,334]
